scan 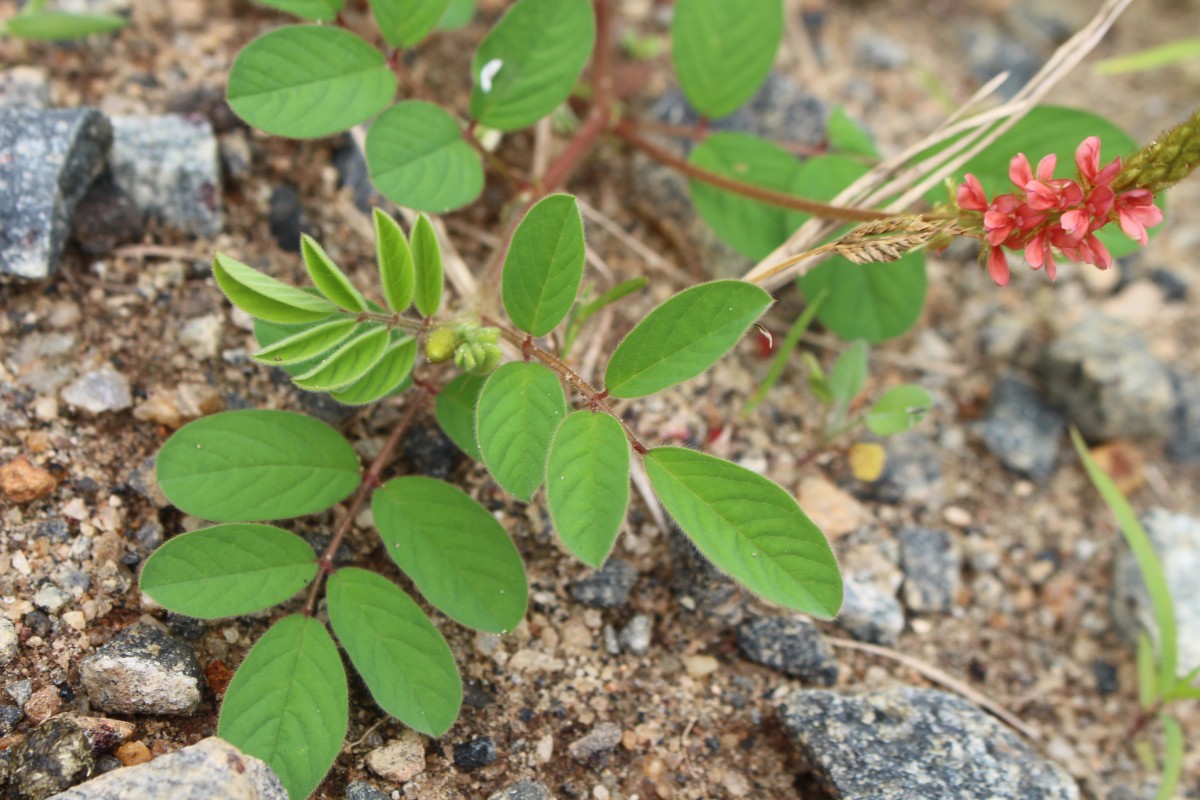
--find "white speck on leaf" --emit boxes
[480,59,503,93]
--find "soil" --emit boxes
[2,0,1199,799]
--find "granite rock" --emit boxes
[7,717,94,800]
[976,374,1065,480]
[736,615,838,685]
[79,625,203,715]
[836,576,905,646]
[898,527,960,614]
[571,558,638,609]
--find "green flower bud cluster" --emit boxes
[424,323,503,376]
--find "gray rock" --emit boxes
[1167,372,1200,464]
[0,67,51,109]
[736,616,838,686]
[48,736,286,800]
[602,624,620,656]
[488,779,556,800]
[976,374,1065,480]
[1039,314,1176,440]
[0,704,22,735]
[79,624,202,715]
[345,781,389,800]
[8,679,34,706]
[0,616,16,665]
[836,577,905,646]
[853,31,908,69]
[618,614,652,655]
[61,366,132,414]
[571,559,637,608]
[1112,509,1200,678]
[126,457,168,509]
[898,527,960,614]
[868,433,944,505]
[962,24,1041,100]
[108,114,222,237]
[778,687,1079,800]
[0,106,112,280]
[34,584,73,614]
[8,718,95,800]
[568,721,622,766]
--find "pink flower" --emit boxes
[1074,136,1121,187]
[1023,229,1057,281]
[1113,188,1164,246]
[987,246,1010,286]
[957,174,989,211]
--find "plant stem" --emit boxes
[303,390,429,616]
[631,118,826,157]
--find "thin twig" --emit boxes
[576,197,691,281]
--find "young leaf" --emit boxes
[411,213,444,317]
[327,337,417,405]
[1157,714,1184,800]
[502,194,586,336]
[374,209,415,314]
[644,446,842,618]
[476,362,567,501]
[435,374,485,460]
[828,341,868,410]
[366,101,484,213]
[803,352,833,405]
[604,280,772,399]
[140,524,317,619]
[327,568,461,736]
[372,477,528,632]
[865,385,933,436]
[156,410,360,522]
[293,324,391,391]
[469,0,595,131]
[545,411,630,568]
[1137,632,1160,709]
[213,252,338,324]
[688,133,801,259]
[255,0,344,21]
[2,11,125,40]
[227,26,397,139]
[302,235,367,313]
[252,318,358,366]
[218,615,347,800]
[437,0,474,29]
[826,106,879,158]
[368,0,451,48]
[670,0,782,119]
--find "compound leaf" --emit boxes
[411,213,444,317]
[476,362,567,501]
[228,26,396,139]
[252,318,357,367]
[218,615,347,800]
[255,0,344,21]
[372,477,528,632]
[302,235,367,313]
[502,194,586,336]
[645,447,842,618]
[671,0,782,119]
[156,409,360,522]
[140,524,317,619]
[328,337,417,405]
[374,209,415,314]
[545,411,629,568]
[865,385,932,436]
[605,280,771,398]
[327,568,461,736]
[293,324,391,391]
[469,0,595,131]
[367,101,483,213]
[2,11,125,40]
[213,252,337,324]
[368,0,451,48]
[435,374,485,460]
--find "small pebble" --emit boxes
[114,740,153,767]
[345,780,390,800]
[0,456,57,503]
[0,617,18,665]
[366,733,425,783]
[571,559,638,608]
[617,614,652,655]
[568,722,622,765]
[79,625,203,715]
[683,654,719,678]
[487,779,555,800]
[61,366,133,414]
[453,736,497,771]
[736,616,838,686]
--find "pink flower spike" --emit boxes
[1085,234,1112,271]
[957,174,989,211]
[1075,137,1102,181]
[1035,154,1057,183]
[1114,189,1164,246]
[1009,153,1034,188]
[987,246,1010,287]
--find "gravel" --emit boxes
[836,576,906,646]
[60,366,133,415]
[976,374,1066,479]
[736,615,838,686]
[488,779,556,800]
[571,558,638,608]
[79,624,203,715]
[6,717,95,800]
[899,527,961,614]
[567,721,622,767]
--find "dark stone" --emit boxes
[267,184,304,252]
[778,687,1079,800]
[92,754,122,776]
[0,106,112,280]
[0,704,22,735]
[403,424,461,480]
[24,610,52,638]
[292,387,356,427]
[345,780,390,800]
[37,519,71,542]
[834,577,905,646]
[1168,372,1200,464]
[453,736,497,771]
[463,681,494,709]
[571,559,638,609]
[163,613,207,642]
[736,616,838,686]
[665,525,745,624]
[1092,660,1119,696]
[976,374,1065,480]
[898,527,960,614]
[131,520,164,553]
[1149,268,1189,302]
[69,172,144,256]
[487,779,555,800]
[7,717,95,800]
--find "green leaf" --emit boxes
[156,410,360,522]
[293,324,391,391]
[865,385,932,436]
[374,209,415,314]
[213,252,338,324]
[435,374,485,460]
[1095,38,1200,75]
[437,0,474,29]
[604,280,772,399]
[218,615,347,800]
[502,194,586,336]
[327,338,417,405]
[372,477,528,632]
[2,11,126,40]
[227,26,397,139]
[826,106,878,158]
[255,0,344,21]
[803,352,833,405]
[1071,427,1177,689]
[545,411,630,568]
[646,447,842,617]
[469,0,596,131]
[688,133,802,259]
[1137,632,1160,709]
[252,318,358,366]
[476,362,567,501]
[140,524,317,619]
[366,101,483,213]
[670,0,782,119]
[828,341,868,410]
[301,235,367,313]
[411,213,444,317]
[1157,714,1184,800]
[327,568,461,735]
[368,0,451,47]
